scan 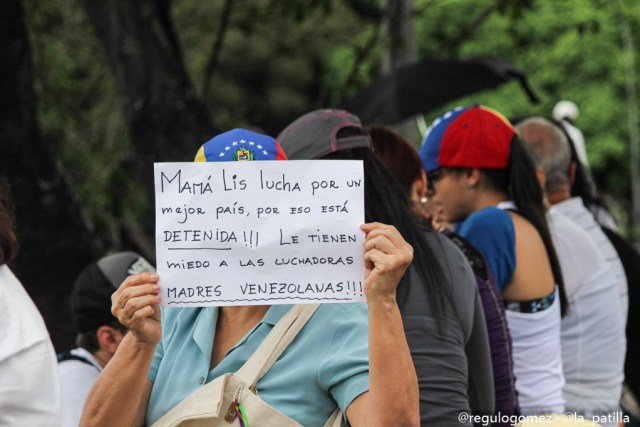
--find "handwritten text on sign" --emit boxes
[154,160,365,306]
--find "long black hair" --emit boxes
[483,136,569,316]
[323,147,454,322]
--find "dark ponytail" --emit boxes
[323,147,453,322]
[505,136,568,316]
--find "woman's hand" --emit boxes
[347,223,419,427]
[360,222,413,303]
[111,272,162,347]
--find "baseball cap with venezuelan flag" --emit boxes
[195,128,287,163]
[419,105,516,174]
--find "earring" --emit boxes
[467,183,476,189]
[420,197,428,204]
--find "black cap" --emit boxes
[70,251,155,333]
[277,109,372,160]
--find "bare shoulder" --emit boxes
[507,211,545,249]
[505,211,555,300]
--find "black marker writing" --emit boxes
[160,169,213,194]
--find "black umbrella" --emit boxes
[341,57,539,125]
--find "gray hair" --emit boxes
[516,117,571,192]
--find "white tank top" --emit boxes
[496,201,565,414]
[506,288,565,414]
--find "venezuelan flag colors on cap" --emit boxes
[419,105,516,173]
[194,128,287,163]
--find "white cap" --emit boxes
[552,100,579,122]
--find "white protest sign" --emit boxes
[154,160,366,306]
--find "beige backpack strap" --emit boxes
[323,408,343,427]
[235,303,320,388]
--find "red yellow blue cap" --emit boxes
[419,105,516,173]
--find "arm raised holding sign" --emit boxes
[345,222,419,427]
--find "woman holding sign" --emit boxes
[80,129,419,427]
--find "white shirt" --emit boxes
[506,287,565,415]
[0,265,61,426]
[547,209,626,412]
[552,197,629,324]
[58,347,102,427]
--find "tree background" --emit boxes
[3,0,640,350]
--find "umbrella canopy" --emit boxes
[341,57,539,125]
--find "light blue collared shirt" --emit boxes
[147,303,369,426]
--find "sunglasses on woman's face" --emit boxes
[426,169,446,192]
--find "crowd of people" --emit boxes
[0,101,638,427]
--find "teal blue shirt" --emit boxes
[456,206,516,291]
[146,303,369,426]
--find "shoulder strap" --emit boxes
[235,304,319,388]
[496,200,517,211]
[57,351,98,369]
[324,408,344,427]
[445,231,490,281]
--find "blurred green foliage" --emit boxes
[23,0,139,246]
[21,0,640,244]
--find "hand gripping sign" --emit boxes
[155,160,365,306]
